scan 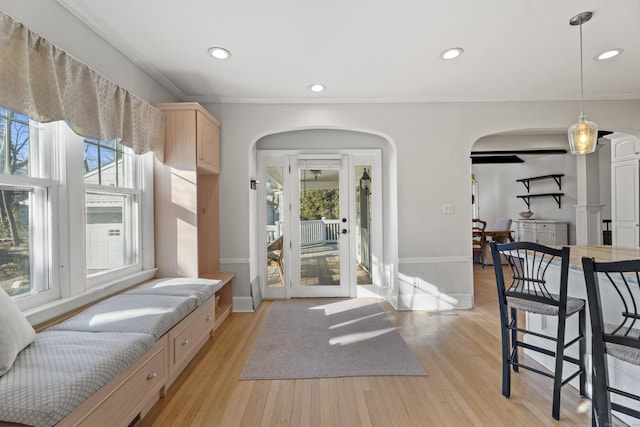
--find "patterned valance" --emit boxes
[0,12,164,161]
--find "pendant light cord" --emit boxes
[579,20,584,117]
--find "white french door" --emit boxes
[290,155,351,297]
[260,150,380,299]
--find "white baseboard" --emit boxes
[396,275,472,310]
[395,292,472,311]
[233,296,254,313]
[400,256,470,264]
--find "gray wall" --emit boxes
[5,2,640,309]
[204,101,640,308]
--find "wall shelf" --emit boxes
[516,193,564,209]
[516,174,564,192]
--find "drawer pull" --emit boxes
[181,338,189,346]
[206,315,212,322]
[147,370,157,381]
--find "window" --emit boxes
[0,105,153,312]
[0,108,54,302]
[83,139,141,280]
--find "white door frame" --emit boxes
[258,149,382,299]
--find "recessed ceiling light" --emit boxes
[208,47,231,60]
[595,48,623,60]
[309,84,325,93]
[440,48,464,60]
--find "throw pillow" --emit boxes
[0,288,36,376]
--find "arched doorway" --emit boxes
[252,129,395,302]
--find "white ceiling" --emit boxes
[57,0,640,104]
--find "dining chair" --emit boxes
[490,241,586,420]
[492,217,513,243]
[582,257,640,427]
[267,236,284,282]
[472,218,487,267]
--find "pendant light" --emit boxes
[568,11,598,155]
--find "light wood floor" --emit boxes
[141,265,591,426]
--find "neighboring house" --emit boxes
[84,160,125,271]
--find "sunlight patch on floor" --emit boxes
[328,327,396,346]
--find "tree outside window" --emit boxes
[0,108,32,296]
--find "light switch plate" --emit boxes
[442,203,454,214]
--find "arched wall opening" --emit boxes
[248,128,400,307]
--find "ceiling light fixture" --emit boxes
[440,48,464,60]
[595,48,623,61]
[309,83,325,93]
[568,11,598,155]
[208,47,231,60]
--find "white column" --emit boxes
[574,147,604,245]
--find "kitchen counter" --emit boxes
[566,244,640,268]
[524,244,640,424]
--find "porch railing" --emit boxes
[300,219,340,246]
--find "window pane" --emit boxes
[84,139,131,188]
[83,142,100,181]
[355,166,372,285]
[0,110,30,176]
[266,167,284,287]
[86,192,136,275]
[0,189,32,297]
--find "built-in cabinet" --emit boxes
[154,102,221,277]
[611,136,640,248]
[513,220,568,246]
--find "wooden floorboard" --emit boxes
[140,265,592,426]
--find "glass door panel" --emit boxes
[298,167,341,287]
[291,156,351,297]
[355,166,372,285]
[265,167,284,288]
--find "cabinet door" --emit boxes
[196,111,220,173]
[536,230,557,246]
[519,229,536,242]
[611,137,640,162]
[612,159,639,248]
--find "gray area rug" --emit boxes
[240,298,427,380]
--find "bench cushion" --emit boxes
[49,294,196,340]
[124,277,222,305]
[0,330,155,427]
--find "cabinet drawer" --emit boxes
[519,221,535,230]
[169,298,215,374]
[78,341,166,427]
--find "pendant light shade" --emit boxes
[568,11,598,155]
[568,114,598,154]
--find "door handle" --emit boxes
[341,229,348,234]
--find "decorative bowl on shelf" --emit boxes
[519,210,534,220]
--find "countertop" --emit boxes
[567,245,640,268]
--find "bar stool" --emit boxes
[490,241,586,420]
[582,257,640,426]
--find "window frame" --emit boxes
[5,118,156,319]
[0,117,61,311]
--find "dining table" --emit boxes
[483,229,514,242]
